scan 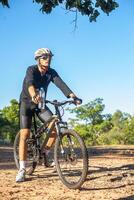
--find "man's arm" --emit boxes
[51,69,74,97]
[25,67,41,104]
[51,69,82,104]
[28,85,41,104]
[69,93,82,105]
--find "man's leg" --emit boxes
[37,107,57,166]
[45,120,57,150]
[19,129,30,166]
[37,108,57,150]
[16,101,32,182]
[16,128,30,182]
[43,120,57,167]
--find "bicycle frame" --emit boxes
[29,100,69,160]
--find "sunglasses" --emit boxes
[40,54,52,60]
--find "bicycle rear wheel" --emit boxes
[13,131,37,175]
[54,129,88,189]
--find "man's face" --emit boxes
[39,54,52,72]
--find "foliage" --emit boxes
[0,0,119,22]
[69,98,110,125]
[0,98,134,145]
[69,98,134,146]
[96,128,126,145]
[0,111,9,141]
[69,98,113,145]
[111,110,130,129]
[0,0,9,7]
[123,117,134,145]
[0,99,19,143]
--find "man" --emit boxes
[16,48,82,182]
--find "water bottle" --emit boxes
[38,87,45,109]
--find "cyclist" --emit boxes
[16,48,82,182]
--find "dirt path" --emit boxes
[0,146,134,200]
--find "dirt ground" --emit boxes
[0,145,134,200]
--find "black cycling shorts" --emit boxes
[19,101,53,129]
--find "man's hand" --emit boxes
[28,85,41,104]
[73,97,82,105]
[69,93,82,105]
[32,94,41,104]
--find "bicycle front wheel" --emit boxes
[54,129,88,189]
[13,131,37,175]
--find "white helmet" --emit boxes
[34,48,53,60]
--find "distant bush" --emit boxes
[96,129,126,145]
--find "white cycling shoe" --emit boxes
[50,160,55,167]
[16,169,26,182]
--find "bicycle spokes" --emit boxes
[57,133,85,185]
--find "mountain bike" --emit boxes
[14,99,88,189]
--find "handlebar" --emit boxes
[45,100,76,107]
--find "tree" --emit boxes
[0,111,9,141]
[0,99,19,143]
[0,0,9,7]
[2,99,19,125]
[123,116,134,145]
[97,110,131,145]
[0,0,119,22]
[111,110,130,134]
[68,98,113,145]
[69,98,108,125]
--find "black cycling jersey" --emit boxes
[19,65,73,129]
[20,65,73,103]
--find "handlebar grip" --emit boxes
[73,97,82,105]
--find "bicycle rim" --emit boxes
[54,129,88,189]
[13,131,37,175]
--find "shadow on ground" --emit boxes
[0,145,134,170]
[115,195,134,200]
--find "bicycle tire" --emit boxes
[13,131,37,175]
[54,129,88,189]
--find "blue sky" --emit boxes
[0,0,134,115]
